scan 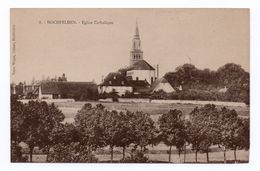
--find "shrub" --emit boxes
[121,150,149,163]
[11,143,28,162]
[48,143,98,163]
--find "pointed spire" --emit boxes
[134,20,140,38]
[136,20,139,35]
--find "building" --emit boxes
[98,72,133,96]
[150,77,176,93]
[11,82,40,99]
[38,81,98,100]
[126,22,156,85]
[126,60,156,85]
[99,22,158,96]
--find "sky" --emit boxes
[10,8,249,84]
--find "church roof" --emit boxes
[99,72,131,86]
[127,60,155,71]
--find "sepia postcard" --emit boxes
[10,8,249,163]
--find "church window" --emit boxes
[136,77,139,81]
[151,77,154,83]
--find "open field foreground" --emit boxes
[53,101,249,123]
[25,145,249,163]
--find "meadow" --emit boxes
[54,101,249,123]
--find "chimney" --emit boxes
[157,64,159,78]
[153,65,156,79]
[101,75,104,82]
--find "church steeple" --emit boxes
[134,21,140,38]
[130,21,143,65]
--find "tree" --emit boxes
[11,142,28,162]
[116,111,136,160]
[74,103,107,154]
[217,63,246,86]
[186,119,202,163]
[216,107,239,163]
[45,122,81,161]
[103,110,120,162]
[189,104,220,163]
[48,143,75,162]
[47,122,98,163]
[21,101,65,162]
[223,117,249,163]
[217,63,249,104]
[131,111,157,152]
[11,97,28,162]
[104,110,135,161]
[164,63,249,103]
[158,109,187,163]
[48,142,98,163]
[11,96,25,144]
[240,118,250,150]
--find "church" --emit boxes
[98,22,175,96]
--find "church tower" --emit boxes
[130,21,143,65]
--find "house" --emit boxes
[128,79,150,94]
[98,72,133,96]
[11,82,40,98]
[150,77,175,93]
[38,81,98,100]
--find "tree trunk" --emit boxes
[110,146,114,162]
[195,150,198,163]
[183,145,186,163]
[168,146,172,163]
[178,150,181,163]
[88,145,91,154]
[29,146,34,162]
[223,146,226,163]
[122,146,125,160]
[234,148,237,163]
[46,147,50,162]
[206,151,209,163]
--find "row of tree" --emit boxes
[164,63,249,104]
[11,97,249,163]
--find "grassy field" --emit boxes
[27,146,249,163]
[53,101,249,123]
